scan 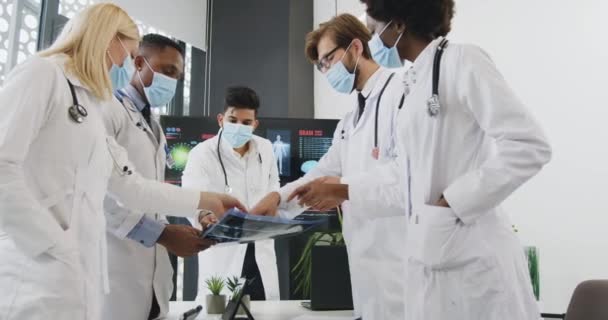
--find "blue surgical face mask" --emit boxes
[108,38,135,90]
[369,21,404,69]
[137,57,178,107]
[222,122,254,149]
[325,42,360,94]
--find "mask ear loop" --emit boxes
[353,53,361,74]
[116,37,135,67]
[107,50,117,66]
[135,56,156,83]
[393,31,404,48]
[340,40,361,75]
[379,20,405,49]
[134,56,153,104]
[378,20,393,36]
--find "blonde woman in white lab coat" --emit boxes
[182,86,281,301]
[0,4,243,320]
[290,0,553,319]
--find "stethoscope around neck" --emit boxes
[114,89,151,134]
[426,38,449,117]
[65,78,134,177]
[341,72,399,154]
[67,79,88,123]
[216,129,262,195]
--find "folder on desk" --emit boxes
[202,209,325,244]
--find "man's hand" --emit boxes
[198,211,219,230]
[250,192,281,216]
[287,178,348,211]
[436,195,451,208]
[317,176,341,185]
[157,224,215,257]
[198,192,247,216]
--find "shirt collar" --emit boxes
[233,139,258,160]
[358,67,383,98]
[123,84,148,112]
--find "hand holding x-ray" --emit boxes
[249,192,281,216]
[198,192,247,216]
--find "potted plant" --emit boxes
[227,276,250,315]
[525,246,540,300]
[514,225,540,301]
[293,207,352,309]
[204,276,226,314]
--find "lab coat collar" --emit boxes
[358,67,384,99]
[410,37,445,76]
[51,54,91,91]
[123,84,148,112]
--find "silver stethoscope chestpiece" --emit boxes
[68,104,88,123]
[224,185,233,194]
[427,94,440,117]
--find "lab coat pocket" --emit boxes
[39,189,74,231]
[45,241,79,269]
[462,256,507,318]
[408,205,482,270]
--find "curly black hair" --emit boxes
[361,0,455,41]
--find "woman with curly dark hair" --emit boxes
[360,0,552,319]
[288,0,553,319]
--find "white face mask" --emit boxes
[221,122,254,148]
[369,21,404,68]
[108,38,135,90]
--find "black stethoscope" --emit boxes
[217,129,262,194]
[67,79,88,123]
[427,38,449,117]
[114,90,151,133]
[66,78,134,177]
[341,72,402,160]
[115,89,175,169]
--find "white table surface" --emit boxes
[168,301,354,320]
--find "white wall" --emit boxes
[314,0,608,313]
[313,0,366,119]
[450,0,608,313]
[112,0,207,50]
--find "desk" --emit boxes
[168,301,354,320]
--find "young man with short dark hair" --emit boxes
[182,86,281,302]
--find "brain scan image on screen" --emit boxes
[300,160,319,174]
[168,142,194,171]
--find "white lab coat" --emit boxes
[182,134,281,300]
[100,92,174,320]
[0,55,201,320]
[349,38,552,320]
[278,68,407,320]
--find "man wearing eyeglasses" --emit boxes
[250,14,407,320]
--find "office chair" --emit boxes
[541,280,608,320]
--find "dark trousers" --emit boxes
[147,293,160,320]
[241,243,266,300]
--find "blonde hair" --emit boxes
[39,3,140,100]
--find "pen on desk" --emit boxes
[180,305,203,320]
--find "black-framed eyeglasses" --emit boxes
[316,46,341,72]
